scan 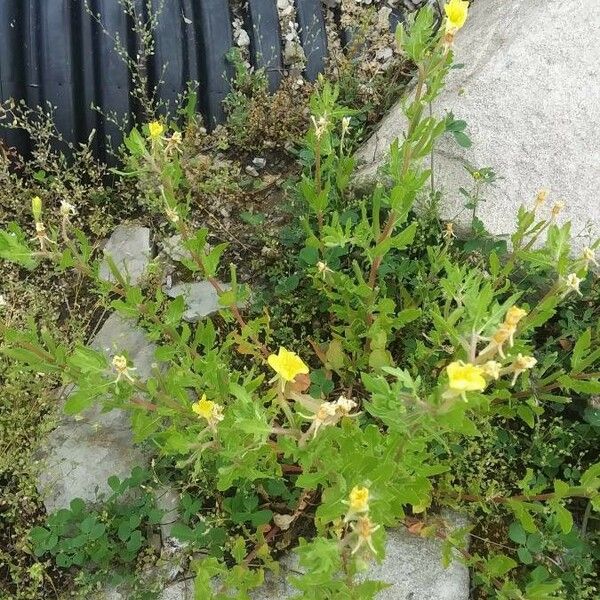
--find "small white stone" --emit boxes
[235,28,250,47]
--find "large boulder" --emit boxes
[357,0,600,256]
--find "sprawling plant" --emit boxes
[1,6,599,599]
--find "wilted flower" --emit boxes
[310,114,329,139]
[444,0,469,34]
[534,189,549,209]
[351,516,380,555]
[491,324,516,358]
[551,201,564,219]
[504,306,527,328]
[165,206,180,224]
[306,401,338,438]
[482,360,502,380]
[192,394,224,427]
[510,353,537,386]
[335,395,357,416]
[33,221,54,251]
[446,361,486,399]
[60,201,77,218]
[565,273,583,296]
[268,347,309,383]
[582,247,598,268]
[444,222,456,241]
[112,354,136,383]
[317,261,333,278]
[341,116,351,134]
[165,131,183,155]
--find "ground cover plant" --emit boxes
[1,2,599,599]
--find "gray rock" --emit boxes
[164,281,230,322]
[36,313,156,513]
[156,486,181,541]
[246,165,260,177]
[162,234,193,264]
[99,224,152,285]
[159,580,194,600]
[357,0,600,256]
[90,313,157,381]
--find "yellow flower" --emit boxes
[192,394,224,426]
[349,486,370,513]
[148,121,164,139]
[504,306,527,328]
[268,347,309,382]
[444,0,469,33]
[446,361,486,394]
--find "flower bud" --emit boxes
[32,196,43,222]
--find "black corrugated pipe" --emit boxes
[0,0,435,158]
[0,0,327,158]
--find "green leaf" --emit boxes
[558,375,600,395]
[0,226,38,269]
[69,498,86,515]
[517,547,533,564]
[64,389,98,415]
[67,347,107,374]
[126,529,143,553]
[516,405,535,428]
[485,554,518,577]
[117,520,132,542]
[571,329,590,371]
[202,243,228,277]
[395,308,421,328]
[250,510,273,527]
[171,522,195,542]
[508,522,527,545]
[580,462,600,488]
[507,501,537,533]
[452,131,472,148]
[554,504,573,534]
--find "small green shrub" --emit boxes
[30,468,164,582]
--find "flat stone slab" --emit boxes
[36,313,156,513]
[165,281,230,322]
[357,0,600,256]
[99,224,152,285]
